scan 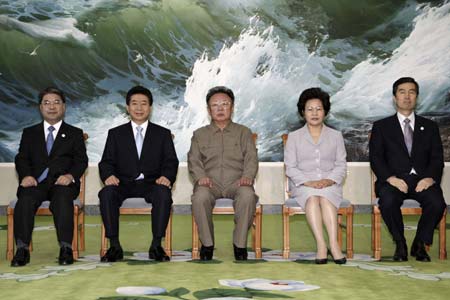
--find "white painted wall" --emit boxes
[1,162,449,205]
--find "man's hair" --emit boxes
[38,87,66,104]
[392,77,419,96]
[206,86,235,104]
[126,86,153,106]
[297,87,331,117]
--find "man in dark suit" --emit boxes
[12,87,88,267]
[98,85,178,262]
[369,77,446,262]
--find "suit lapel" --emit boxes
[49,121,66,156]
[36,122,48,157]
[125,122,140,161]
[140,122,152,161]
[411,114,423,158]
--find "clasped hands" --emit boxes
[387,176,434,193]
[303,179,335,189]
[104,175,171,187]
[20,174,74,187]
[197,176,253,188]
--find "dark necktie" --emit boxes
[37,126,55,182]
[404,118,413,156]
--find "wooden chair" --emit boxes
[6,133,88,261]
[191,133,263,259]
[100,199,173,257]
[281,133,354,259]
[100,133,175,257]
[191,199,263,259]
[370,171,447,260]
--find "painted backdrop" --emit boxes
[0,0,449,162]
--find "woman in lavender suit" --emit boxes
[284,88,347,264]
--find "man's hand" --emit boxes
[387,176,408,193]
[238,177,253,186]
[415,177,434,193]
[105,175,120,186]
[156,176,171,187]
[20,176,37,187]
[55,174,74,186]
[198,177,212,188]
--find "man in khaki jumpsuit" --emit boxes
[188,86,258,261]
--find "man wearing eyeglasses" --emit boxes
[188,86,258,261]
[12,87,88,267]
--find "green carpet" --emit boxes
[0,214,449,300]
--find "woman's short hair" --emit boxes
[297,87,330,117]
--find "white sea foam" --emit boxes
[0,16,93,46]
[331,2,450,120]
[169,19,338,160]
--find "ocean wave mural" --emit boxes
[0,0,449,162]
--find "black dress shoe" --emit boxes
[411,239,431,262]
[58,247,74,265]
[333,257,347,265]
[233,244,248,261]
[11,248,30,267]
[393,240,408,262]
[101,246,124,262]
[200,245,214,261]
[314,258,328,264]
[149,246,170,262]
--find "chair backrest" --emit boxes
[78,132,89,206]
[368,132,378,204]
[281,134,290,199]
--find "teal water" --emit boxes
[0,0,449,162]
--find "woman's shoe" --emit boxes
[315,258,328,264]
[333,257,347,264]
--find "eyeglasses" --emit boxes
[42,100,63,106]
[209,101,232,110]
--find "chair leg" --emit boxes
[7,208,14,261]
[282,206,290,259]
[373,209,382,260]
[100,224,108,257]
[346,207,354,259]
[192,216,200,259]
[164,210,173,257]
[254,206,262,259]
[337,213,343,249]
[72,207,79,260]
[439,209,447,260]
[79,210,85,251]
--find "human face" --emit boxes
[126,93,151,124]
[394,82,417,116]
[303,98,325,127]
[39,93,65,125]
[207,93,233,125]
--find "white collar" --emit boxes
[43,120,62,132]
[397,112,415,126]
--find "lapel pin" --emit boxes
[62,133,66,138]
[420,127,424,131]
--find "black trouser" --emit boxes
[99,180,172,240]
[376,174,446,245]
[14,180,78,246]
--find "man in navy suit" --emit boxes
[98,86,178,262]
[13,87,88,267]
[370,77,446,262]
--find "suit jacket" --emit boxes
[99,121,179,185]
[15,121,88,189]
[284,125,347,187]
[369,114,444,189]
